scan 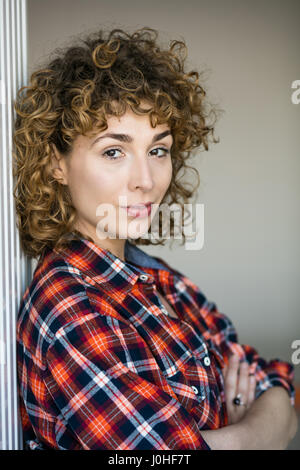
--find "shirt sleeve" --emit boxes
[43,312,211,450]
[152,256,295,405]
[189,283,295,406]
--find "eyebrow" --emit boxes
[90,130,172,147]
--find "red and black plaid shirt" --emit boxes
[16,236,295,450]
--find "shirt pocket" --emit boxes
[161,351,207,412]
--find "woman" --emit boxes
[13,27,297,450]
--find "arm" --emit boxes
[238,386,298,449]
[44,312,210,450]
[181,276,296,404]
[201,386,298,450]
[202,305,298,449]
[179,277,297,448]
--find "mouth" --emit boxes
[122,202,153,218]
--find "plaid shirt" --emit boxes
[17,236,295,450]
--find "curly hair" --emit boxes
[13,26,221,261]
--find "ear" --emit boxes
[50,144,69,185]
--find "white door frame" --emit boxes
[0,0,29,451]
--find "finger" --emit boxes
[224,353,240,403]
[222,363,228,377]
[235,361,250,403]
[247,374,256,405]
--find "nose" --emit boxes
[128,154,154,192]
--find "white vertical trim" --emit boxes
[0,0,7,451]
[0,0,28,450]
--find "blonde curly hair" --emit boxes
[13,27,220,260]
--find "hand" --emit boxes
[222,353,256,425]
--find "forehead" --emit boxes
[73,110,172,151]
[104,108,171,132]
[75,99,173,148]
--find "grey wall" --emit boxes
[28,0,300,382]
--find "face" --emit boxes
[52,106,173,259]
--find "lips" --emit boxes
[125,202,152,218]
[127,202,152,209]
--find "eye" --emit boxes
[150,147,170,158]
[102,148,124,160]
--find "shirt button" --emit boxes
[204,356,211,367]
[191,385,198,395]
[139,274,149,281]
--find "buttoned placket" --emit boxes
[138,273,171,317]
[137,269,210,404]
[139,272,212,370]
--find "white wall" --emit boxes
[27,0,300,381]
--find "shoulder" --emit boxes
[17,247,93,358]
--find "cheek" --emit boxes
[68,165,119,210]
[157,159,172,190]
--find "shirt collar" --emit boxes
[52,235,173,298]
[124,239,172,271]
